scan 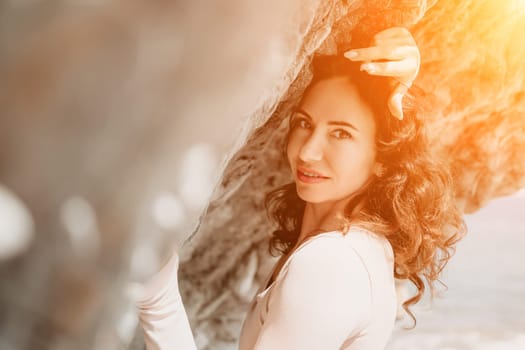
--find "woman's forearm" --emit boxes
[137,291,198,350]
[133,247,198,350]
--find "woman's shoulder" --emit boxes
[282,226,394,278]
[344,226,395,263]
[287,231,370,274]
[290,227,392,261]
[283,232,372,289]
[292,231,351,260]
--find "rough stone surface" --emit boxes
[0,1,523,349]
[177,0,525,348]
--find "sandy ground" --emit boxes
[386,191,525,350]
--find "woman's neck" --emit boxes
[299,199,365,242]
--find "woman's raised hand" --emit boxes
[344,27,420,120]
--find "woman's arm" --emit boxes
[344,26,421,121]
[133,248,198,350]
[251,236,372,349]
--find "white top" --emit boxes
[135,226,397,350]
[134,245,198,350]
[238,227,397,350]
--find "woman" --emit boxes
[135,27,466,349]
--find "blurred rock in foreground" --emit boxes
[0,0,524,349]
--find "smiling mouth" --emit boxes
[296,169,330,183]
[298,170,328,178]
[296,166,329,178]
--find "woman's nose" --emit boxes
[298,132,324,162]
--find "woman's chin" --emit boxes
[296,189,327,203]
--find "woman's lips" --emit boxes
[296,167,330,184]
[297,166,328,177]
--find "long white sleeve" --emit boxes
[133,249,198,350]
[252,236,372,349]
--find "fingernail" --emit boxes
[394,111,403,120]
[390,108,403,120]
[361,63,374,73]
[344,50,358,59]
[392,93,404,120]
[394,92,404,102]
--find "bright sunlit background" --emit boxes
[0,0,524,349]
[387,191,525,350]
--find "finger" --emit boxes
[388,83,408,121]
[344,45,418,62]
[373,26,412,41]
[372,28,416,47]
[360,58,418,79]
[372,36,415,47]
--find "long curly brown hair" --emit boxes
[264,55,467,328]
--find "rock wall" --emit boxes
[180,1,525,348]
[0,0,523,349]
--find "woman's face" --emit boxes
[286,76,379,205]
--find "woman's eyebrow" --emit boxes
[295,108,360,132]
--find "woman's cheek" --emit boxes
[286,130,303,149]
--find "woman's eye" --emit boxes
[333,129,352,139]
[291,117,310,129]
[299,119,310,129]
